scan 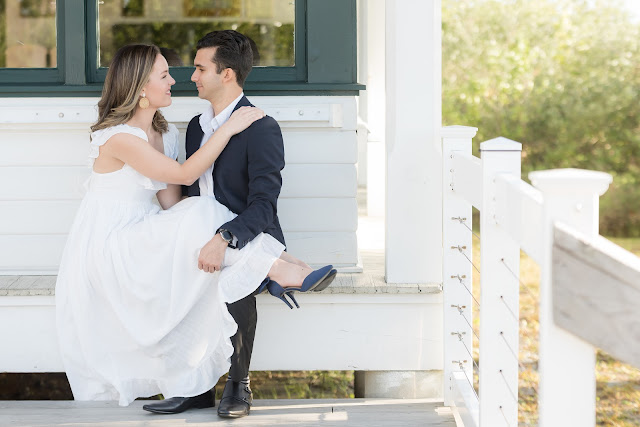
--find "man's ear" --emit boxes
[222,68,236,84]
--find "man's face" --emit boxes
[191,47,224,101]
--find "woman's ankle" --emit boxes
[268,260,311,288]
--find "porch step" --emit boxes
[1,250,444,376]
[0,399,457,426]
[0,251,442,297]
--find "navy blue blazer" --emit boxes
[183,96,286,249]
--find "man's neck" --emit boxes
[209,87,243,117]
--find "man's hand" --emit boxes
[198,233,228,273]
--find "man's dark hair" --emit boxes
[196,30,253,87]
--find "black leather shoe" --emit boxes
[217,378,252,418]
[142,389,214,414]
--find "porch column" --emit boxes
[385,0,442,283]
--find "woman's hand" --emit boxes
[220,106,265,137]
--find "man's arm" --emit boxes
[220,116,285,249]
[198,116,284,273]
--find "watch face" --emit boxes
[221,230,233,242]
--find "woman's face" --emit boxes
[143,54,175,109]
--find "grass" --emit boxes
[470,235,640,426]
[220,371,354,400]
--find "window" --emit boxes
[0,0,362,96]
[98,0,295,67]
[0,0,60,82]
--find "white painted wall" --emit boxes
[0,96,359,274]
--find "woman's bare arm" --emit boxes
[156,184,182,209]
[100,107,264,186]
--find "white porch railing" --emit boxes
[442,125,640,426]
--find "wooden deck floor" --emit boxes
[0,399,457,426]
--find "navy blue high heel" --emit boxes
[286,265,333,294]
[266,280,296,309]
[312,268,337,292]
[266,265,334,309]
[256,278,270,295]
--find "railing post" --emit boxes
[442,125,477,407]
[530,169,612,427]
[479,138,522,426]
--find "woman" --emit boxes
[55,44,333,406]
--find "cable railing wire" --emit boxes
[500,257,538,302]
[460,337,480,373]
[499,406,512,427]
[498,259,540,399]
[461,366,480,402]
[452,245,481,274]
[499,331,519,364]
[500,295,518,322]
[452,216,481,241]
[453,305,480,341]
[499,369,519,405]
[451,216,542,416]
[451,274,480,308]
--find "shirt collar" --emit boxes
[199,92,244,135]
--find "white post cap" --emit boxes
[530,168,612,196]
[441,125,478,139]
[480,137,522,152]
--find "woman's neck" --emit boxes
[126,107,158,135]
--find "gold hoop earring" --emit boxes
[139,93,150,109]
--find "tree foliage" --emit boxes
[443,0,640,235]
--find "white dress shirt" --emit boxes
[197,92,244,197]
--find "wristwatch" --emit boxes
[219,229,235,248]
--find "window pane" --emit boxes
[98,0,295,68]
[0,0,57,68]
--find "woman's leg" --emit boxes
[266,259,312,288]
[219,233,319,289]
[278,250,311,269]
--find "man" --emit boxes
[143,30,285,419]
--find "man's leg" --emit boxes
[218,287,260,418]
[227,290,257,380]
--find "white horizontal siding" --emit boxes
[278,198,358,232]
[0,232,358,273]
[0,198,356,235]
[0,201,78,234]
[0,129,357,166]
[0,130,90,166]
[0,96,359,273]
[284,232,358,266]
[0,167,89,200]
[0,235,65,274]
[283,131,357,164]
[281,164,357,197]
[0,164,355,200]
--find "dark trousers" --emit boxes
[226,283,262,381]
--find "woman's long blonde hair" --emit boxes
[91,44,168,134]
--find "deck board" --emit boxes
[0,399,456,426]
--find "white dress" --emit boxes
[55,124,284,406]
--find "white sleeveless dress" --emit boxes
[55,124,284,406]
